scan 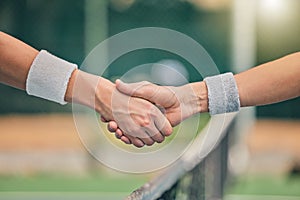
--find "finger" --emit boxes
[115,133,121,139]
[115,129,124,139]
[120,129,151,147]
[124,126,155,146]
[116,79,156,100]
[112,127,125,140]
[115,79,142,96]
[153,109,173,137]
[115,129,124,137]
[107,119,152,147]
[137,134,155,146]
[100,116,108,122]
[116,79,172,108]
[151,132,165,143]
[107,121,118,132]
[145,126,165,143]
[120,133,146,148]
[120,136,131,144]
[118,128,146,148]
[133,138,147,147]
[126,135,145,148]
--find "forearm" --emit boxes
[193,52,300,113]
[235,52,300,107]
[0,32,85,106]
[0,31,118,122]
[0,31,38,90]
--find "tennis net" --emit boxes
[126,113,236,200]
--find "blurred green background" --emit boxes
[0,0,300,117]
[0,0,300,199]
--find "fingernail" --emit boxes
[116,79,122,83]
[125,140,130,144]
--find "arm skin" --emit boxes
[235,52,300,107]
[0,32,38,89]
[107,52,300,144]
[0,31,173,148]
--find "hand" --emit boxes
[71,71,173,148]
[106,79,208,144]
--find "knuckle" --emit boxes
[141,118,151,127]
[137,112,152,127]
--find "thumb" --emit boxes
[115,79,136,96]
[116,79,155,100]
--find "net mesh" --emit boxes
[126,115,235,200]
[156,134,228,200]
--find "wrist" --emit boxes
[66,69,115,120]
[94,77,115,120]
[190,81,209,114]
[64,69,78,103]
[68,70,101,109]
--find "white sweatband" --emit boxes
[204,72,240,115]
[26,50,77,105]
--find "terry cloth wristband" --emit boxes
[26,50,77,105]
[204,72,240,115]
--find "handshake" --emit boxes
[69,69,239,148]
[69,69,209,148]
[24,50,240,148]
[2,33,298,150]
[98,78,208,148]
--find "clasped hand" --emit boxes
[100,79,207,148]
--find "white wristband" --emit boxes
[204,72,240,115]
[26,50,77,105]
